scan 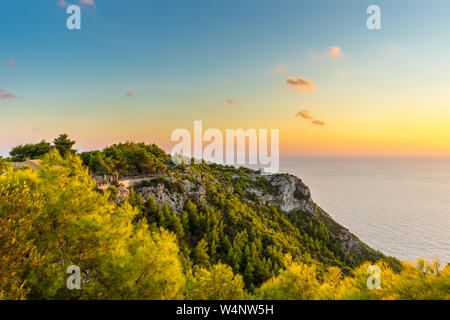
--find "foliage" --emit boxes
[257,257,450,300]
[0,167,42,299]
[53,134,76,157]
[185,264,246,300]
[0,150,185,299]
[127,161,405,292]
[106,185,119,202]
[80,142,168,176]
[1,141,448,300]
[7,134,77,162]
[257,257,320,300]
[9,140,51,162]
[0,156,6,172]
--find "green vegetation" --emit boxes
[0,157,6,172]
[257,258,450,300]
[52,133,76,157]
[9,140,51,161]
[1,139,448,300]
[131,159,401,292]
[80,142,167,175]
[7,134,76,162]
[185,264,247,300]
[0,151,184,299]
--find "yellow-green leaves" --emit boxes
[1,150,186,300]
[186,264,246,300]
[0,167,43,300]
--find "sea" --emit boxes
[281,156,450,264]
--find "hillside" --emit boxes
[81,142,401,289]
[2,140,449,300]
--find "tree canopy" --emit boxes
[0,150,184,299]
[80,142,168,175]
[9,140,51,162]
[0,157,6,172]
[53,134,76,157]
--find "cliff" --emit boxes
[115,165,384,266]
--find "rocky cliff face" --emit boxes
[247,174,315,215]
[136,179,207,214]
[128,172,314,216]
[117,167,380,264]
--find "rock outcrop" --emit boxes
[247,174,315,216]
[125,172,314,216]
[136,180,206,214]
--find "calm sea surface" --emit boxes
[281,157,450,264]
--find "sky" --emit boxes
[1,0,450,157]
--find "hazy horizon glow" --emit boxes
[1,0,450,158]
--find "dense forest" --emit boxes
[0,136,449,300]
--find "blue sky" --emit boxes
[1,0,450,156]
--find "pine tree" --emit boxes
[193,239,211,269]
[52,134,76,157]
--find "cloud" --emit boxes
[327,46,341,57]
[3,59,17,66]
[308,46,345,60]
[295,110,314,119]
[1,93,15,99]
[58,0,69,7]
[273,64,287,73]
[286,76,315,91]
[295,109,326,126]
[312,120,326,126]
[0,89,18,100]
[80,0,95,5]
[226,98,236,105]
[125,92,134,97]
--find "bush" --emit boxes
[185,264,246,300]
